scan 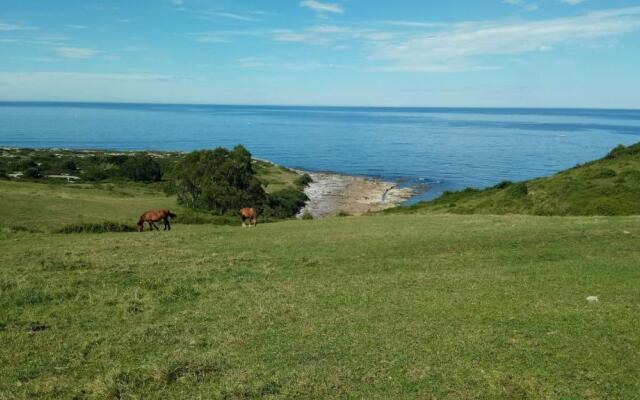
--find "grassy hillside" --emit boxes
[391,142,640,216]
[1,214,639,398]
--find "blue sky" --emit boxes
[1,0,639,108]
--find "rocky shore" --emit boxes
[297,171,419,218]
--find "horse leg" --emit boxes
[164,217,171,231]
[151,221,159,231]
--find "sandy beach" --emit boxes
[297,171,419,218]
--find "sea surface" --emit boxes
[1,102,639,203]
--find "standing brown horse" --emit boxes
[240,207,258,227]
[137,209,176,232]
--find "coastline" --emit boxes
[296,171,419,218]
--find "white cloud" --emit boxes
[563,0,585,4]
[54,47,99,59]
[370,7,640,72]
[299,1,344,16]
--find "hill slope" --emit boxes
[391,142,640,216]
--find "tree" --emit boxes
[122,154,162,182]
[171,145,266,214]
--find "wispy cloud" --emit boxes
[0,71,176,84]
[200,11,258,22]
[55,47,99,59]
[299,0,344,16]
[191,7,640,74]
[0,22,37,31]
[370,7,640,72]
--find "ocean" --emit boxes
[1,102,639,203]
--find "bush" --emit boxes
[336,211,351,217]
[301,211,314,220]
[171,145,267,214]
[264,188,308,218]
[493,180,513,190]
[57,221,137,234]
[83,165,110,181]
[122,154,162,182]
[15,159,38,171]
[295,173,313,188]
[60,159,79,172]
[509,182,529,198]
[23,167,42,179]
[605,144,627,159]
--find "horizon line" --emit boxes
[0,100,638,112]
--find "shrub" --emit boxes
[83,165,110,181]
[122,154,162,182]
[509,182,529,198]
[15,159,38,171]
[23,167,42,179]
[336,211,351,217]
[493,180,513,190]
[57,221,137,234]
[301,211,314,220]
[295,173,313,188]
[605,144,627,159]
[264,188,308,218]
[60,159,79,172]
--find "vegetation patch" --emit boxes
[57,221,137,234]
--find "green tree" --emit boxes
[171,145,266,214]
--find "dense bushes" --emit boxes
[264,188,309,218]
[23,167,42,179]
[122,154,162,182]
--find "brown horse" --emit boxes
[137,209,176,232]
[240,207,258,227]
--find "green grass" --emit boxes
[390,142,640,216]
[1,214,639,398]
[254,161,302,194]
[0,180,182,232]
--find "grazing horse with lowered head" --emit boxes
[240,207,258,227]
[137,209,176,232]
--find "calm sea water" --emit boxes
[1,102,639,202]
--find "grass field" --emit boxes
[1,211,639,398]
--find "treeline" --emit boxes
[0,148,169,182]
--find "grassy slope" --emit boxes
[391,142,640,216]
[0,161,302,232]
[1,214,639,398]
[0,180,180,231]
